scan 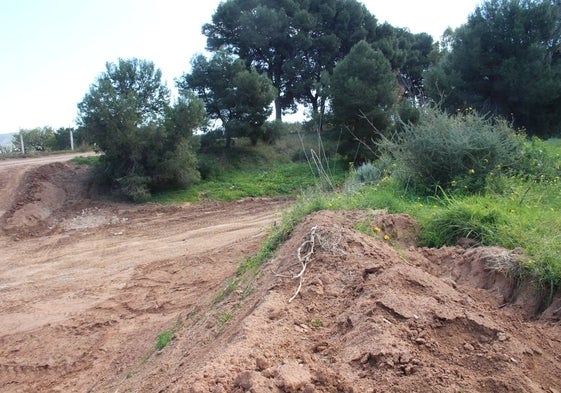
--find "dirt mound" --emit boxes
[114,210,561,393]
[1,162,91,237]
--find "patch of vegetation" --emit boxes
[155,329,175,351]
[419,192,506,247]
[140,318,185,364]
[152,158,346,204]
[311,318,323,328]
[70,155,100,167]
[377,107,523,195]
[336,140,560,303]
[213,278,238,304]
[216,312,233,330]
[235,132,561,307]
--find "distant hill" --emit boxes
[0,133,15,147]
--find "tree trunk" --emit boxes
[274,97,282,121]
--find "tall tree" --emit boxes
[328,40,398,161]
[77,58,204,200]
[178,51,276,147]
[374,24,434,103]
[202,0,377,121]
[425,0,561,137]
[288,0,378,118]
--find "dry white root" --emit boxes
[273,225,344,303]
[288,225,319,303]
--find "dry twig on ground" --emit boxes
[273,225,344,303]
[288,225,318,303]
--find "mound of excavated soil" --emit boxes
[115,210,561,393]
[1,162,91,237]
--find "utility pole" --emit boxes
[19,130,25,155]
[70,129,74,151]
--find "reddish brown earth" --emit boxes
[0,155,560,393]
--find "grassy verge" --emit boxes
[151,161,346,203]
[70,155,100,166]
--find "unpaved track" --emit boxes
[0,157,289,392]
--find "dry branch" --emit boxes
[288,225,318,303]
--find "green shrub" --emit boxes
[379,108,523,194]
[262,120,289,144]
[115,175,151,202]
[353,162,379,184]
[71,155,100,167]
[512,136,561,182]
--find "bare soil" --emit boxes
[0,156,560,393]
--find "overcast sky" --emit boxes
[0,0,481,134]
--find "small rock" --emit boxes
[188,382,207,393]
[399,352,412,364]
[302,383,315,393]
[403,365,416,375]
[359,353,370,364]
[497,332,508,342]
[262,367,275,378]
[415,337,426,345]
[275,361,312,392]
[256,356,270,371]
[463,343,475,351]
[294,324,309,333]
[210,384,226,393]
[234,370,274,391]
[534,348,543,355]
[268,307,284,320]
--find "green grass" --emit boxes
[155,329,175,350]
[151,161,346,203]
[216,312,233,330]
[70,155,100,166]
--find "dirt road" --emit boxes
[0,159,289,392]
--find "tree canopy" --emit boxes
[425,0,561,137]
[203,0,378,121]
[77,58,204,200]
[178,51,277,147]
[329,40,398,161]
[374,23,434,104]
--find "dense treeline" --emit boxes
[425,0,561,137]
[70,0,560,199]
